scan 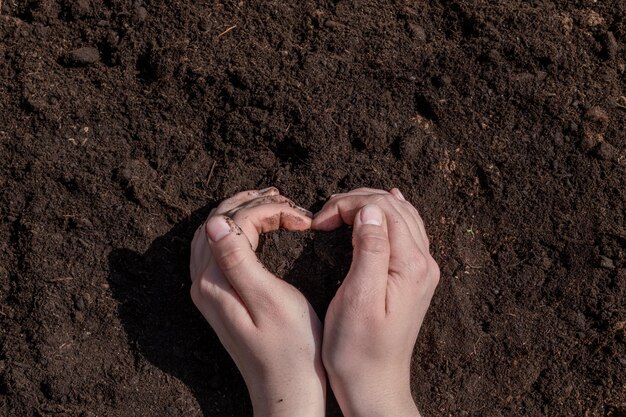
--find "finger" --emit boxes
[407,205,429,250]
[231,202,312,249]
[190,223,209,280]
[312,193,421,264]
[313,194,389,230]
[215,187,280,214]
[205,215,284,317]
[389,188,430,250]
[389,187,405,201]
[313,194,421,250]
[315,192,427,274]
[232,194,311,217]
[328,189,389,201]
[342,204,390,315]
[324,188,431,250]
[190,262,254,331]
[190,220,253,328]
[343,187,389,195]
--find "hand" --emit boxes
[312,188,440,417]
[190,188,326,417]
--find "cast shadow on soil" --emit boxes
[107,206,350,417]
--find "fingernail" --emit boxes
[360,204,383,226]
[259,187,276,194]
[206,216,232,242]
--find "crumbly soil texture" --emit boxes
[1,0,625,416]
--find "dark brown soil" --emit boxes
[1,0,625,416]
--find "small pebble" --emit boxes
[324,20,340,29]
[78,218,93,229]
[438,75,452,86]
[65,47,100,67]
[75,296,85,311]
[409,23,427,42]
[584,106,609,133]
[599,256,615,269]
[73,311,84,322]
[580,132,601,151]
[72,0,91,19]
[602,32,618,60]
[594,142,618,161]
[134,6,148,23]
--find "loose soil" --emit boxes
[1,0,625,416]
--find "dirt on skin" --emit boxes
[0,0,625,416]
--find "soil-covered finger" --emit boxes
[233,204,312,232]
[215,188,280,214]
[230,204,312,250]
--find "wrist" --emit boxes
[338,394,420,417]
[337,392,419,417]
[249,372,326,417]
[329,372,419,417]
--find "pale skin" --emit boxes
[190,187,440,417]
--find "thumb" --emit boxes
[342,204,390,313]
[205,215,279,313]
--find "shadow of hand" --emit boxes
[108,206,352,416]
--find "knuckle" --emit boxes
[219,191,248,205]
[409,255,440,290]
[190,280,202,304]
[411,251,429,275]
[190,278,213,305]
[429,258,441,286]
[380,194,396,206]
[356,233,390,255]
[394,251,428,282]
[215,245,247,272]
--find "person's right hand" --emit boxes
[312,188,440,417]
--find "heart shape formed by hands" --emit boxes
[189,186,439,417]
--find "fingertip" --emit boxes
[310,212,337,231]
[280,210,313,231]
[205,216,236,242]
[259,186,280,196]
[389,188,406,201]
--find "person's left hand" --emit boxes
[190,188,326,417]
